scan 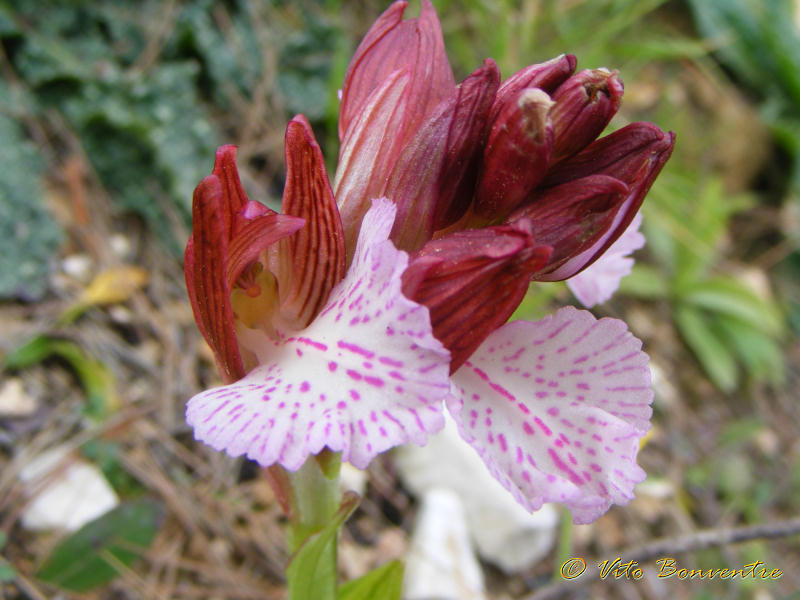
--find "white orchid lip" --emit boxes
[187,200,452,471]
[447,306,653,524]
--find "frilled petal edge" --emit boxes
[447,306,652,524]
[186,199,451,470]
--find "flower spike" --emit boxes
[185,0,674,527]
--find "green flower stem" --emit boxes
[285,450,343,600]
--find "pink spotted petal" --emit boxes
[567,213,645,307]
[447,306,652,524]
[186,199,451,471]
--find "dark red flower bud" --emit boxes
[473,87,554,220]
[490,54,577,123]
[508,174,629,280]
[549,68,624,161]
[402,223,552,372]
[338,0,455,146]
[387,60,500,251]
[540,122,675,279]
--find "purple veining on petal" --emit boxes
[186,199,451,471]
[447,306,652,523]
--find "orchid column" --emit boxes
[184,1,674,596]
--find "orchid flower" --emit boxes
[185,0,674,526]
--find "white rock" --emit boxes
[340,462,368,496]
[18,445,119,531]
[403,488,486,600]
[61,254,93,282]
[0,378,38,417]
[395,416,558,573]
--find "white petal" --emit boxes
[448,306,652,524]
[186,199,451,470]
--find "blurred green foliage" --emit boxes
[625,173,786,391]
[34,499,163,592]
[0,0,340,271]
[687,0,800,191]
[0,101,62,300]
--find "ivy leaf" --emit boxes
[0,111,62,300]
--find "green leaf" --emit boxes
[81,440,144,497]
[674,304,738,392]
[35,499,163,592]
[2,335,56,369]
[3,336,118,418]
[285,492,359,600]
[617,263,670,299]
[714,314,786,385]
[679,276,783,336]
[339,560,404,600]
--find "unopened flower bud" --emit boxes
[473,88,554,220]
[550,68,623,161]
[509,174,629,280]
[402,223,552,372]
[490,53,577,123]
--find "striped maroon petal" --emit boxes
[387,59,500,249]
[211,145,249,241]
[402,223,552,373]
[540,123,675,280]
[274,115,346,330]
[335,69,411,259]
[510,174,629,280]
[338,0,454,145]
[185,176,245,383]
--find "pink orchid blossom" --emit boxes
[185,0,674,524]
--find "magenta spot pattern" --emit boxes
[186,200,451,470]
[447,306,652,524]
